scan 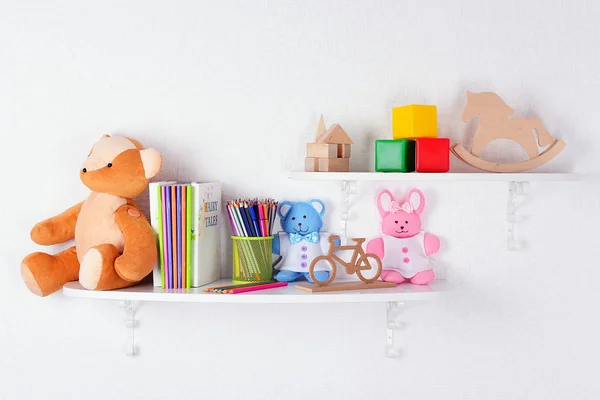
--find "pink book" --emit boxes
[162,185,171,288]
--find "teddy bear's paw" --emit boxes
[21,247,79,296]
[79,248,104,290]
[274,270,303,282]
[79,244,136,291]
[20,262,43,296]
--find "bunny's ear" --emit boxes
[278,201,293,220]
[407,189,425,216]
[377,190,394,217]
[309,199,325,217]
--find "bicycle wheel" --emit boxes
[309,255,336,286]
[356,253,382,283]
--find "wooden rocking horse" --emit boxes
[451,92,566,172]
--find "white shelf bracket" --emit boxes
[507,181,530,250]
[120,300,137,356]
[385,301,404,358]
[340,180,357,244]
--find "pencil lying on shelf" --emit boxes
[224,282,288,294]
[203,281,277,292]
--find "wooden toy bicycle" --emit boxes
[309,235,382,286]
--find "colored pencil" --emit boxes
[248,203,261,237]
[234,202,248,237]
[239,202,253,237]
[203,281,277,292]
[257,202,264,236]
[226,204,238,235]
[263,203,269,236]
[225,282,288,294]
[230,202,242,236]
[242,202,256,237]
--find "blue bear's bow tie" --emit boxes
[290,231,319,244]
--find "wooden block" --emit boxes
[375,140,415,172]
[416,138,450,172]
[307,143,337,158]
[296,280,397,293]
[337,144,351,158]
[305,157,319,172]
[318,157,349,172]
[315,114,326,141]
[315,124,354,145]
[392,105,438,139]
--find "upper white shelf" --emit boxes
[290,171,581,182]
[63,279,452,304]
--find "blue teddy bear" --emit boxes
[272,199,339,283]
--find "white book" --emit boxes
[191,181,221,287]
[149,181,176,287]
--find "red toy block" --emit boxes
[416,138,450,172]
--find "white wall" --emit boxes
[1,0,599,399]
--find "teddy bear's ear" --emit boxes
[140,148,162,179]
[309,199,325,217]
[377,190,394,217]
[278,201,293,220]
[407,189,425,216]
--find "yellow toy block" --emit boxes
[392,105,438,139]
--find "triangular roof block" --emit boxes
[315,115,326,141]
[315,124,354,144]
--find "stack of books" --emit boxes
[149,181,221,289]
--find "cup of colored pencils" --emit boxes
[226,198,278,284]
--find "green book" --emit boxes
[149,181,176,288]
[157,185,165,288]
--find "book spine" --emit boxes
[164,186,173,289]
[191,183,202,287]
[149,182,161,287]
[176,186,182,289]
[171,186,178,289]
[186,186,193,289]
[181,186,187,289]
[157,186,165,288]
[160,186,168,289]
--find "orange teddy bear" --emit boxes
[21,135,162,296]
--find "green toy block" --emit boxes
[375,140,415,172]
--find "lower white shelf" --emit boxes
[63,279,452,304]
[63,279,452,357]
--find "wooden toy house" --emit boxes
[305,116,354,172]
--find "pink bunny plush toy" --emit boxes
[366,189,440,285]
